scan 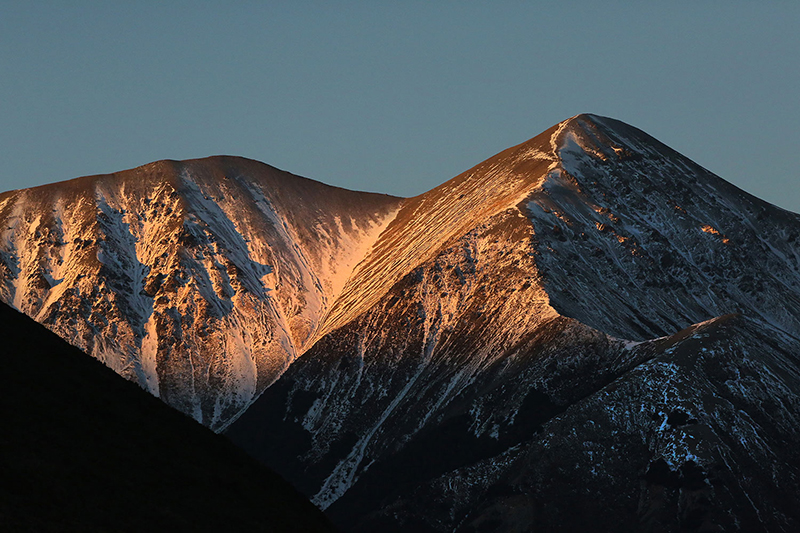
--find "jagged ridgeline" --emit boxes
[4,115,800,531]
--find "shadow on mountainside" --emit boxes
[0,302,336,532]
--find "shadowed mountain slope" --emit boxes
[330,315,800,532]
[0,302,335,532]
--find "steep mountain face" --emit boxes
[0,301,336,532]
[0,156,400,429]
[226,115,800,531]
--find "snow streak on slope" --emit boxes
[0,157,399,429]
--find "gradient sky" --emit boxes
[1,2,798,212]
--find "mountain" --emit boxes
[224,115,800,531]
[0,156,400,429]
[0,301,335,532]
[4,114,800,531]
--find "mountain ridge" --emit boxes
[2,113,799,430]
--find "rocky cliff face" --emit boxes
[225,115,800,531]
[0,156,399,429]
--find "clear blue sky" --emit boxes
[1,2,798,212]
